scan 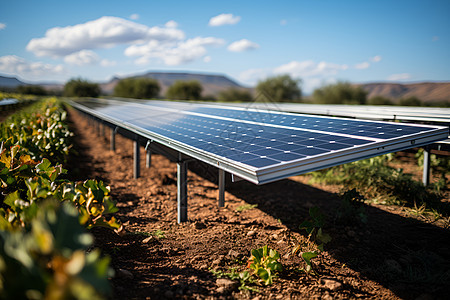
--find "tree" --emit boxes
[17,85,47,96]
[166,80,203,100]
[367,96,393,105]
[114,78,160,99]
[312,81,367,104]
[63,78,100,97]
[255,75,301,102]
[217,88,253,102]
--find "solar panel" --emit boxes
[214,102,450,123]
[70,98,448,184]
[0,98,19,106]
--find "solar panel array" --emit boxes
[71,98,448,184]
[0,98,19,106]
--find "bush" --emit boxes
[0,98,121,299]
[166,80,203,100]
[312,81,367,104]
[399,96,422,106]
[63,78,100,98]
[17,85,47,96]
[256,75,301,102]
[217,88,253,102]
[114,78,160,99]
[367,96,393,105]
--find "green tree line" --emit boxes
[9,75,445,107]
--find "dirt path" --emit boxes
[67,108,450,300]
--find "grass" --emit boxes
[307,154,449,218]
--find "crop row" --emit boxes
[0,98,122,299]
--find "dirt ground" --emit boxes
[66,108,450,300]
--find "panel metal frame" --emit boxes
[69,99,448,185]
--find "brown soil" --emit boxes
[66,108,450,300]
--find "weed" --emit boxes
[130,229,166,239]
[308,154,447,217]
[211,268,259,293]
[335,189,368,224]
[236,204,258,212]
[152,229,166,239]
[293,207,331,274]
[247,245,283,285]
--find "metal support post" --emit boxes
[100,121,105,137]
[145,140,152,168]
[422,146,431,186]
[133,136,140,179]
[95,119,100,135]
[177,154,188,223]
[110,127,117,152]
[218,169,225,207]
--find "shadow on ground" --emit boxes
[225,176,450,299]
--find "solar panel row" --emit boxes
[70,98,448,185]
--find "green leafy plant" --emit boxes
[0,97,122,298]
[236,204,258,212]
[152,229,166,239]
[0,200,112,300]
[211,268,259,293]
[247,245,282,285]
[335,188,368,224]
[293,207,331,273]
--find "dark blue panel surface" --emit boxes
[76,99,443,172]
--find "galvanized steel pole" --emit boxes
[218,169,225,207]
[177,154,188,223]
[133,136,140,179]
[422,146,431,186]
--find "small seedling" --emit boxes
[236,204,258,212]
[293,207,331,274]
[335,188,368,224]
[151,229,166,239]
[210,268,259,292]
[247,245,282,285]
[130,229,165,239]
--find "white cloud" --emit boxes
[370,55,382,62]
[165,20,178,28]
[64,50,100,65]
[0,55,65,80]
[353,56,381,70]
[355,62,370,69]
[26,16,185,58]
[387,73,411,81]
[238,68,270,85]
[228,39,259,52]
[274,60,348,78]
[125,36,224,65]
[100,59,116,67]
[208,13,241,26]
[239,60,350,93]
[129,14,139,20]
[0,23,6,30]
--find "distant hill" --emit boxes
[2,72,450,104]
[358,82,450,104]
[0,74,64,91]
[100,71,245,96]
[0,75,25,87]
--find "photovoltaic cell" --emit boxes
[71,98,448,184]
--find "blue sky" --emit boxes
[0,0,449,93]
